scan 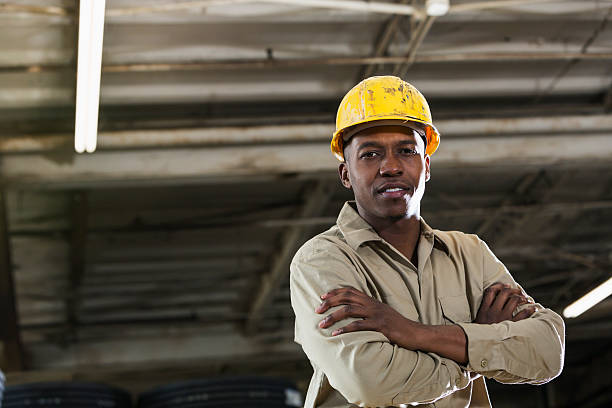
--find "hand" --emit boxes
[315,286,420,348]
[475,283,536,324]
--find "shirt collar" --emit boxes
[336,201,450,256]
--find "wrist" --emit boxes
[400,320,430,351]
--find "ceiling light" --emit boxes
[563,276,612,318]
[426,0,450,16]
[75,0,106,153]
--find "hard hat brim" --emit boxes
[331,115,440,161]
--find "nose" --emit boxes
[379,153,403,177]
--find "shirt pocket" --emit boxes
[382,294,419,321]
[439,294,472,325]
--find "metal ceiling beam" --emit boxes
[103,0,420,17]
[8,200,612,235]
[534,5,612,101]
[23,324,301,369]
[604,82,612,113]
[393,14,436,77]
[0,3,67,16]
[474,170,544,240]
[0,188,24,371]
[3,114,612,153]
[244,180,334,334]
[66,192,88,340]
[1,133,612,187]
[0,0,581,17]
[494,172,568,246]
[4,51,612,75]
[449,0,560,13]
[359,0,411,80]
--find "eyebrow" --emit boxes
[357,140,416,150]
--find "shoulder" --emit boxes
[290,224,366,289]
[434,228,484,255]
[292,224,353,264]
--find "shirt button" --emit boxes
[481,359,488,368]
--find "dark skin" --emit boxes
[318,125,536,365]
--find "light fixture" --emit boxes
[75,0,106,153]
[426,0,450,16]
[563,276,612,318]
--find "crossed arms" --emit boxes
[290,237,565,407]
[316,282,535,367]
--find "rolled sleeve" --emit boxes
[290,239,471,407]
[457,239,565,384]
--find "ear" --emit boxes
[424,154,431,182]
[338,162,352,189]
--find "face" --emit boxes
[338,125,430,224]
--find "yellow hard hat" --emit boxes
[331,76,440,161]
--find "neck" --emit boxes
[358,207,422,264]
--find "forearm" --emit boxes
[291,263,472,406]
[417,324,469,365]
[457,308,565,383]
[392,319,468,365]
[300,331,472,407]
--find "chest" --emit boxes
[351,244,481,326]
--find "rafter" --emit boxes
[392,15,436,77]
[244,180,334,334]
[66,191,88,340]
[359,0,412,80]
[474,170,546,241]
[0,189,24,371]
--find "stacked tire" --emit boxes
[0,370,5,406]
[137,377,303,408]
[3,382,131,407]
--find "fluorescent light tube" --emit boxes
[426,0,449,16]
[75,0,106,153]
[563,276,612,318]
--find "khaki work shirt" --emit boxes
[290,202,565,408]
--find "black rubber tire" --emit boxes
[137,376,303,408]
[3,381,132,408]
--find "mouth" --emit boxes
[377,184,412,199]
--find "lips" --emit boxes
[376,183,412,198]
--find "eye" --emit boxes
[400,147,418,155]
[360,151,379,159]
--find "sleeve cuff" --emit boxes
[456,322,505,373]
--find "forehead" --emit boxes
[348,125,421,147]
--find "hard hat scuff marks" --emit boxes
[344,102,362,123]
[331,75,441,160]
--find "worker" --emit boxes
[290,76,565,408]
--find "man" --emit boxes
[290,76,565,408]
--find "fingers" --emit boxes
[331,319,374,336]
[316,287,367,313]
[502,294,529,315]
[481,282,505,309]
[318,304,367,329]
[491,285,523,311]
[512,306,536,322]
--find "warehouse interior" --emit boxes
[1,0,612,407]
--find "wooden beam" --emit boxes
[244,181,334,334]
[0,189,24,371]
